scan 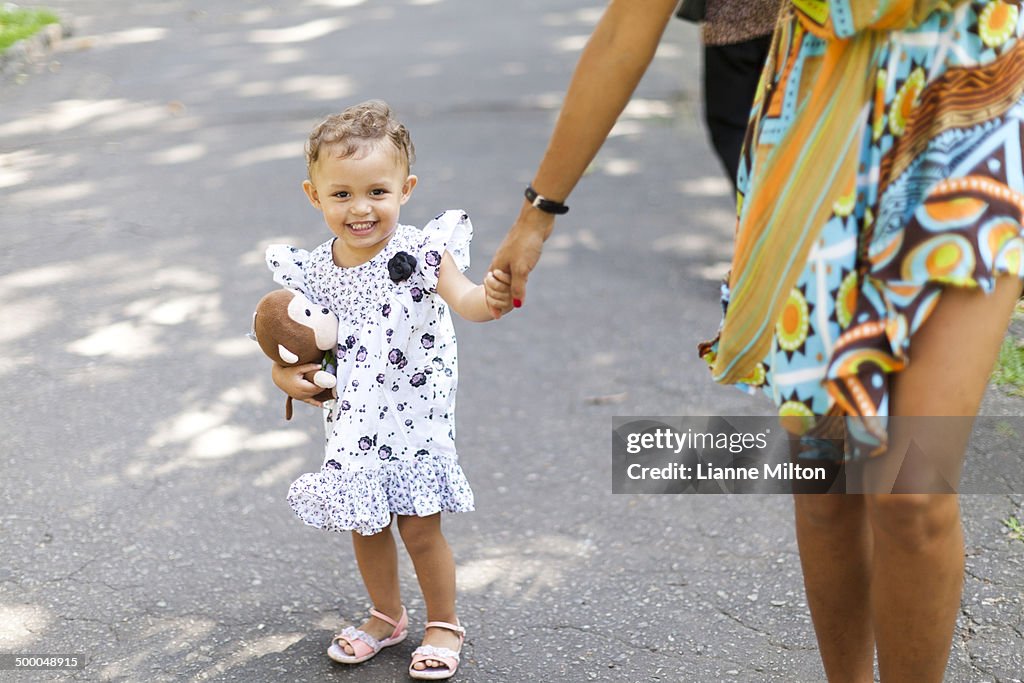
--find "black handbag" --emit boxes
[675,0,706,22]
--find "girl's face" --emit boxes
[303,142,417,266]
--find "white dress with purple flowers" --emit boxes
[266,210,475,536]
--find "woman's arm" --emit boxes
[488,0,679,313]
[436,251,511,322]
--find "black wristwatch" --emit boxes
[525,185,569,215]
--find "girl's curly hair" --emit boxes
[305,100,415,177]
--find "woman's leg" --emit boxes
[340,524,404,654]
[793,493,876,683]
[397,513,460,671]
[868,275,1022,682]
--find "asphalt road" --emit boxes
[1,1,1022,681]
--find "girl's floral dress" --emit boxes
[267,210,475,535]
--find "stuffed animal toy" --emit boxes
[251,289,338,420]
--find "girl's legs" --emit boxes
[867,275,1022,682]
[339,524,404,655]
[397,513,460,671]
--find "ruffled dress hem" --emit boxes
[287,452,475,536]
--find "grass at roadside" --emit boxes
[1003,516,1024,544]
[0,5,59,53]
[992,337,1024,396]
[992,303,1024,396]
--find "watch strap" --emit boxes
[525,185,569,215]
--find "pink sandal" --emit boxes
[327,606,408,664]
[408,620,465,680]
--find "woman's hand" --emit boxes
[271,362,325,408]
[487,205,554,317]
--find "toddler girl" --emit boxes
[267,100,510,680]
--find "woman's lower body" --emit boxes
[702,3,1024,679]
[793,274,1021,682]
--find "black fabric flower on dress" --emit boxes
[388,252,417,282]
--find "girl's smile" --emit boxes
[345,220,381,240]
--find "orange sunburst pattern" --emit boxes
[979,1,1019,48]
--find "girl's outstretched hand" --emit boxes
[484,269,513,319]
[271,362,325,408]
[487,207,554,318]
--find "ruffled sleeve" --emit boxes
[417,210,473,292]
[266,244,311,295]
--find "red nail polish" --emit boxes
[513,299,522,308]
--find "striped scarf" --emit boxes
[712,0,969,384]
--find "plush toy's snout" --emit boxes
[286,294,337,351]
[253,289,339,419]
